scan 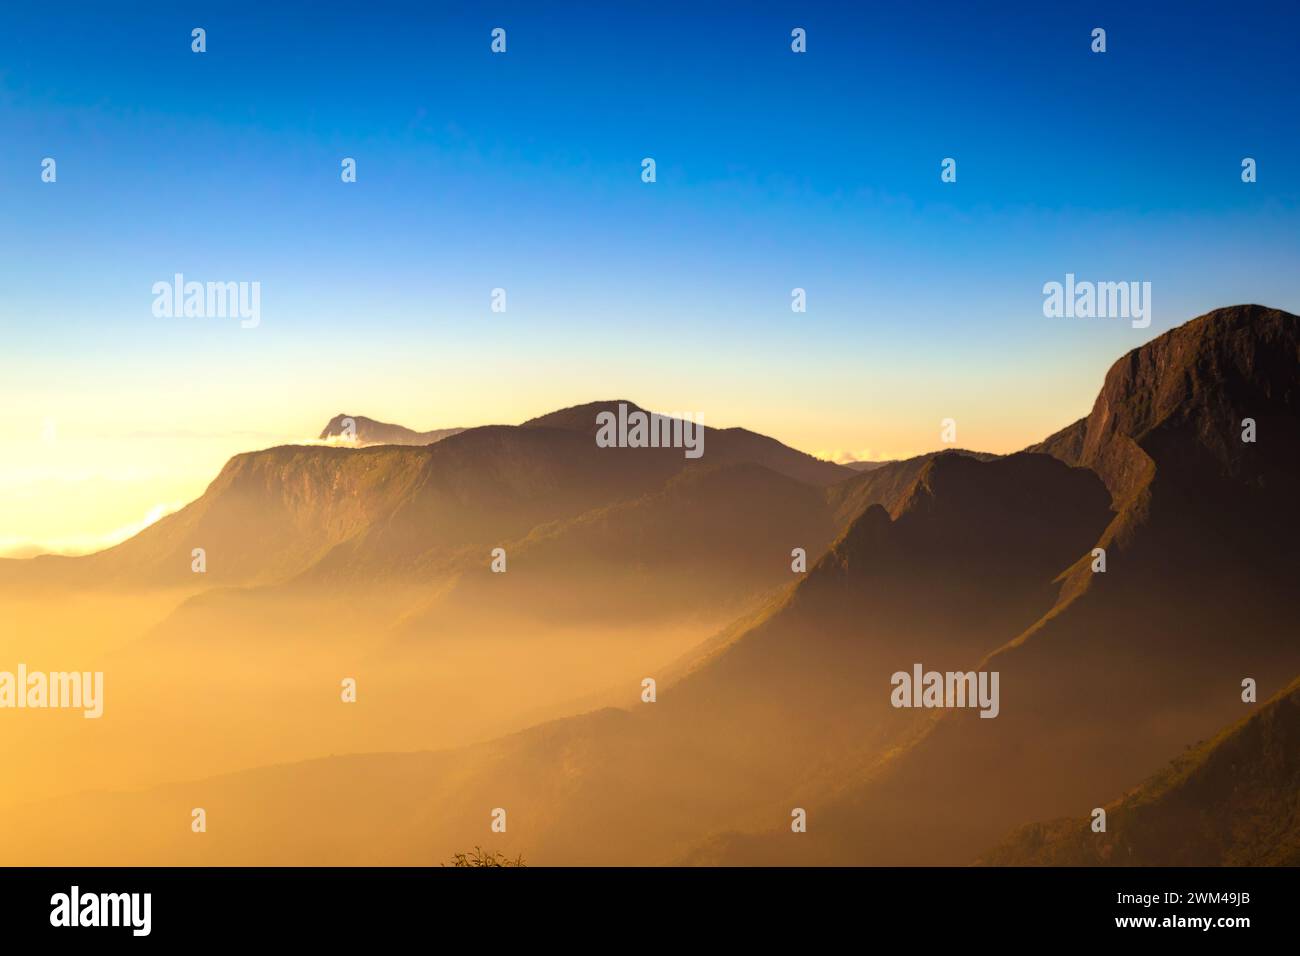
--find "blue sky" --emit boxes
[1,0,1298,547]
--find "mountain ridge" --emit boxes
[686,304,1300,865]
[2,304,1297,868]
[318,413,465,446]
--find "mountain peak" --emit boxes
[1034,304,1300,504]
[520,400,645,435]
[524,400,855,486]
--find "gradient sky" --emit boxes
[2,0,1298,553]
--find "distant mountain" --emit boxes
[5,425,685,589]
[318,413,464,446]
[0,402,856,595]
[980,677,1300,866]
[0,443,431,589]
[524,400,856,487]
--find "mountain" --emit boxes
[0,402,855,593]
[980,676,1300,866]
[0,443,430,590]
[687,304,1300,864]
[3,306,1297,867]
[0,400,872,805]
[1027,304,1300,543]
[523,400,856,487]
[318,413,464,446]
[0,448,1113,864]
[825,448,998,528]
[643,450,1113,851]
[414,460,841,628]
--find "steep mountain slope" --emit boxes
[980,676,1300,866]
[691,305,1300,864]
[0,443,431,590]
[319,413,465,446]
[639,450,1111,800]
[1030,305,1300,503]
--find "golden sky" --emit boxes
[0,346,1103,557]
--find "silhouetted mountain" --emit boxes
[0,443,432,589]
[692,305,1300,864]
[318,413,464,446]
[0,401,858,594]
[640,450,1112,841]
[1029,305,1300,504]
[524,400,855,487]
[980,677,1300,866]
[5,306,1297,869]
[825,448,998,528]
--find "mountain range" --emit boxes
[0,304,1295,866]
